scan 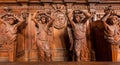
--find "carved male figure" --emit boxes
[101,6,120,61]
[32,11,54,62]
[101,6,120,44]
[67,10,91,61]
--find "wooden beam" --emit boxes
[0,62,119,65]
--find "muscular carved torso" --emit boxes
[36,22,48,41]
[6,23,17,42]
[105,25,117,36]
[104,24,120,43]
[73,23,86,40]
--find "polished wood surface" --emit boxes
[0,0,120,62]
[0,62,120,65]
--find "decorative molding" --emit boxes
[0,0,120,4]
[17,0,29,2]
[88,0,99,2]
[41,0,52,2]
[0,6,120,11]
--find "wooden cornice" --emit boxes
[0,0,119,4]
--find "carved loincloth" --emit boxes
[75,38,90,61]
[36,38,51,55]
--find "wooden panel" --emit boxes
[92,21,112,61]
[0,2,120,62]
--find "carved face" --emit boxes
[6,17,15,25]
[73,10,83,23]
[22,12,28,18]
[40,16,46,24]
[7,18,15,25]
[75,14,81,23]
[57,14,65,23]
[36,13,47,24]
[109,16,118,25]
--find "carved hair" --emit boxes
[37,13,49,23]
[73,10,83,23]
[1,14,18,25]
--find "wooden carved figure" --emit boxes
[67,9,91,61]
[101,6,120,62]
[32,10,54,62]
[0,7,24,61]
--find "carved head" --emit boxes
[7,16,16,25]
[37,13,48,24]
[107,15,118,25]
[56,12,66,23]
[1,14,16,25]
[104,6,114,14]
[73,10,83,23]
[21,11,29,19]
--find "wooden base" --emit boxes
[0,62,120,65]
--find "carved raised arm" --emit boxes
[0,15,8,25]
[101,10,112,28]
[32,11,39,27]
[67,10,76,29]
[82,10,91,18]
[81,10,91,23]
[46,13,55,32]
[0,18,7,25]
[13,15,24,27]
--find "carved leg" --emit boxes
[39,49,45,62]
[75,40,81,61]
[76,51,80,62]
[45,51,51,62]
[45,49,52,62]
[81,40,90,61]
[8,42,16,62]
[36,40,45,62]
[81,49,89,61]
[37,45,45,62]
[44,42,52,62]
[75,47,81,61]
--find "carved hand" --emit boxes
[111,10,117,15]
[67,9,73,21]
[105,9,112,15]
[14,15,24,22]
[81,10,91,18]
